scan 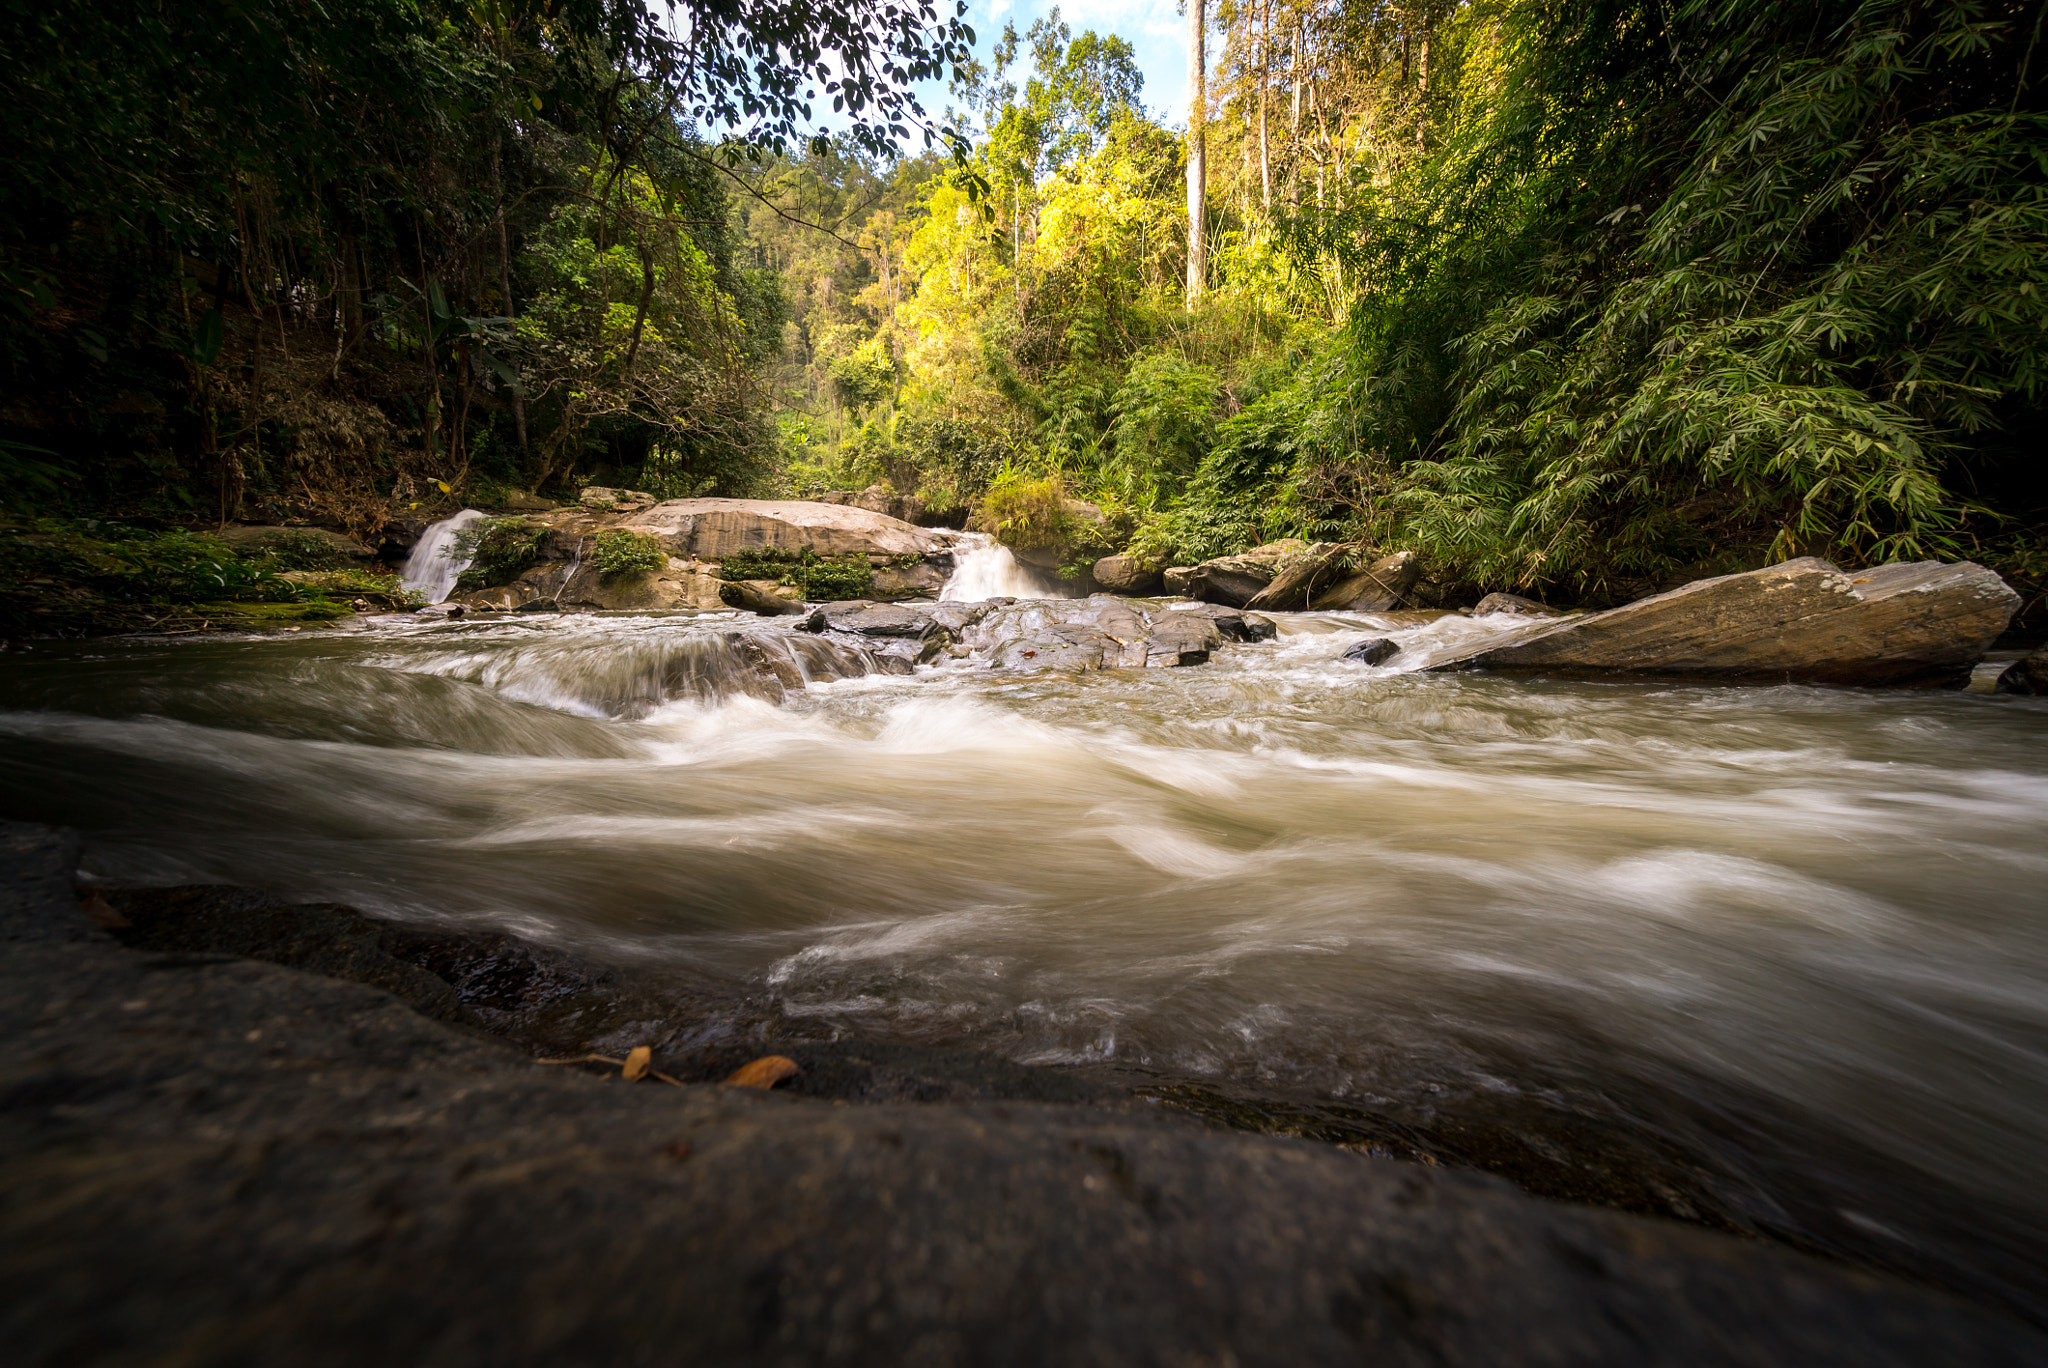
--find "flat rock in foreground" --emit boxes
[1424,558,2018,686]
[2,825,2038,1367]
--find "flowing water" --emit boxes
[2,594,2045,1318]
[398,507,488,602]
[939,534,1067,600]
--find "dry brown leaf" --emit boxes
[621,1046,652,1082]
[724,1055,800,1089]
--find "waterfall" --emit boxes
[939,533,1064,601]
[400,509,489,603]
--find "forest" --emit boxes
[1,0,2043,616]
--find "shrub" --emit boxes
[717,547,873,601]
[451,518,548,590]
[592,528,664,579]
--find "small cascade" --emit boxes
[939,533,1064,601]
[400,509,490,602]
[390,621,891,718]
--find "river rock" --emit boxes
[871,560,946,599]
[1162,565,1197,596]
[1996,647,2048,695]
[720,578,808,616]
[1344,637,1401,665]
[4,823,2039,1368]
[1169,602,1279,643]
[1093,553,1162,594]
[481,557,726,612]
[1313,551,1423,612]
[1423,558,2020,686]
[1181,540,1308,607]
[1473,591,1557,617]
[617,498,946,561]
[819,602,947,639]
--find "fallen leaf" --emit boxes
[78,890,130,929]
[724,1055,799,1089]
[622,1045,652,1081]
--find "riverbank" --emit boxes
[8,822,2045,1365]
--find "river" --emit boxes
[1,589,2044,1320]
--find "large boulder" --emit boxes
[617,498,946,561]
[964,596,1264,670]
[1183,540,1310,606]
[871,560,947,600]
[1092,553,1162,595]
[1312,551,1423,612]
[1422,558,2019,686]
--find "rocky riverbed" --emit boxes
[7,823,2047,1366]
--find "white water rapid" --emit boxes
[399,508,489,602]
[939,533,1065,601]
[2,606,2046,1321]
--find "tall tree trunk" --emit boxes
[1288,17,1304,213]
[1186,0,1208,305]
[1258,0,1272,213]
[491,142,529,456]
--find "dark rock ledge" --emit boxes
[4,824,2043,1367]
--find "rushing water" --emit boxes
[939,534,1066,601]
[1,599,2045,1319]
[398,508,488,602]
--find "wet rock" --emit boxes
[1093,553,1162,595]
[4,826,2042,1368]
[1473,591,1557,617]
[618,497,947,562]
[1424,558,2020,686]
[1163,565,1198,596]
[1313,551,1423,612]
[820,602,947,639]
[1344,637,1401,665]
[1171,602,1279,642]
[1995,647,2048,695]
[964,597,1265,671]
[514,597,558,613]
[719,578,808,616]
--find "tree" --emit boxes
[1187,0,1209,304]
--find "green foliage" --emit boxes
[1106,351,1220,510]
[716,547,874,601]
[0,519,405,634]
[592,529,665,580]
[976,469,1073,552]
[249,530,352,572]
[451,519,548,591]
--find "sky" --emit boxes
[966,0,1191,127]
